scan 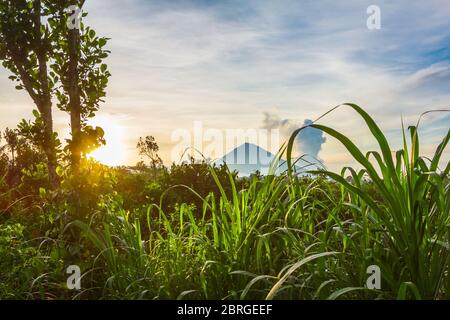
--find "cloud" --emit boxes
[0,0,449,170]
[298,119,327,160]
[262,113,326,160]
[405,62,450,87]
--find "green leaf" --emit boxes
[39,187,47,198]
[32,109,40,118]
[266,252,337,300]
[397,282,422,300]
[56,166,64,177]
[327,287,368,300]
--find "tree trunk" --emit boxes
[68,25,82,170]
[34,0,59,188]
[40,101,59,189]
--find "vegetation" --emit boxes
[0,0,110,186]
[0,1,448,300]
[0,105,448,300]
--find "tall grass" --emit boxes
[287,103,449,299]
[73,104,448,300]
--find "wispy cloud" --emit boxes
[405,62,450,87]
[0,0,449,169]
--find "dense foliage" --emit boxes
[0,106,448,300]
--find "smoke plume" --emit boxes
[262,113,326,160]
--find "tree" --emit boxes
[0,126,46,188]
[137,136,163,179]
[0,0,111,183]
[0,131,7,181]
[47,0,110,169]
[3,128,18,169]
[0,0,59,188]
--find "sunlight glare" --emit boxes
[87,116,128,166]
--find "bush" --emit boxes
[0,223,64,299]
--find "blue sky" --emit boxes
[0,0,449,169]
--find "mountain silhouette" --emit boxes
[215,142,288,176]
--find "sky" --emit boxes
[0,0,449,171]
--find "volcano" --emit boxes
[215,142,288,176]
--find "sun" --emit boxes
[87,116,128,166]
